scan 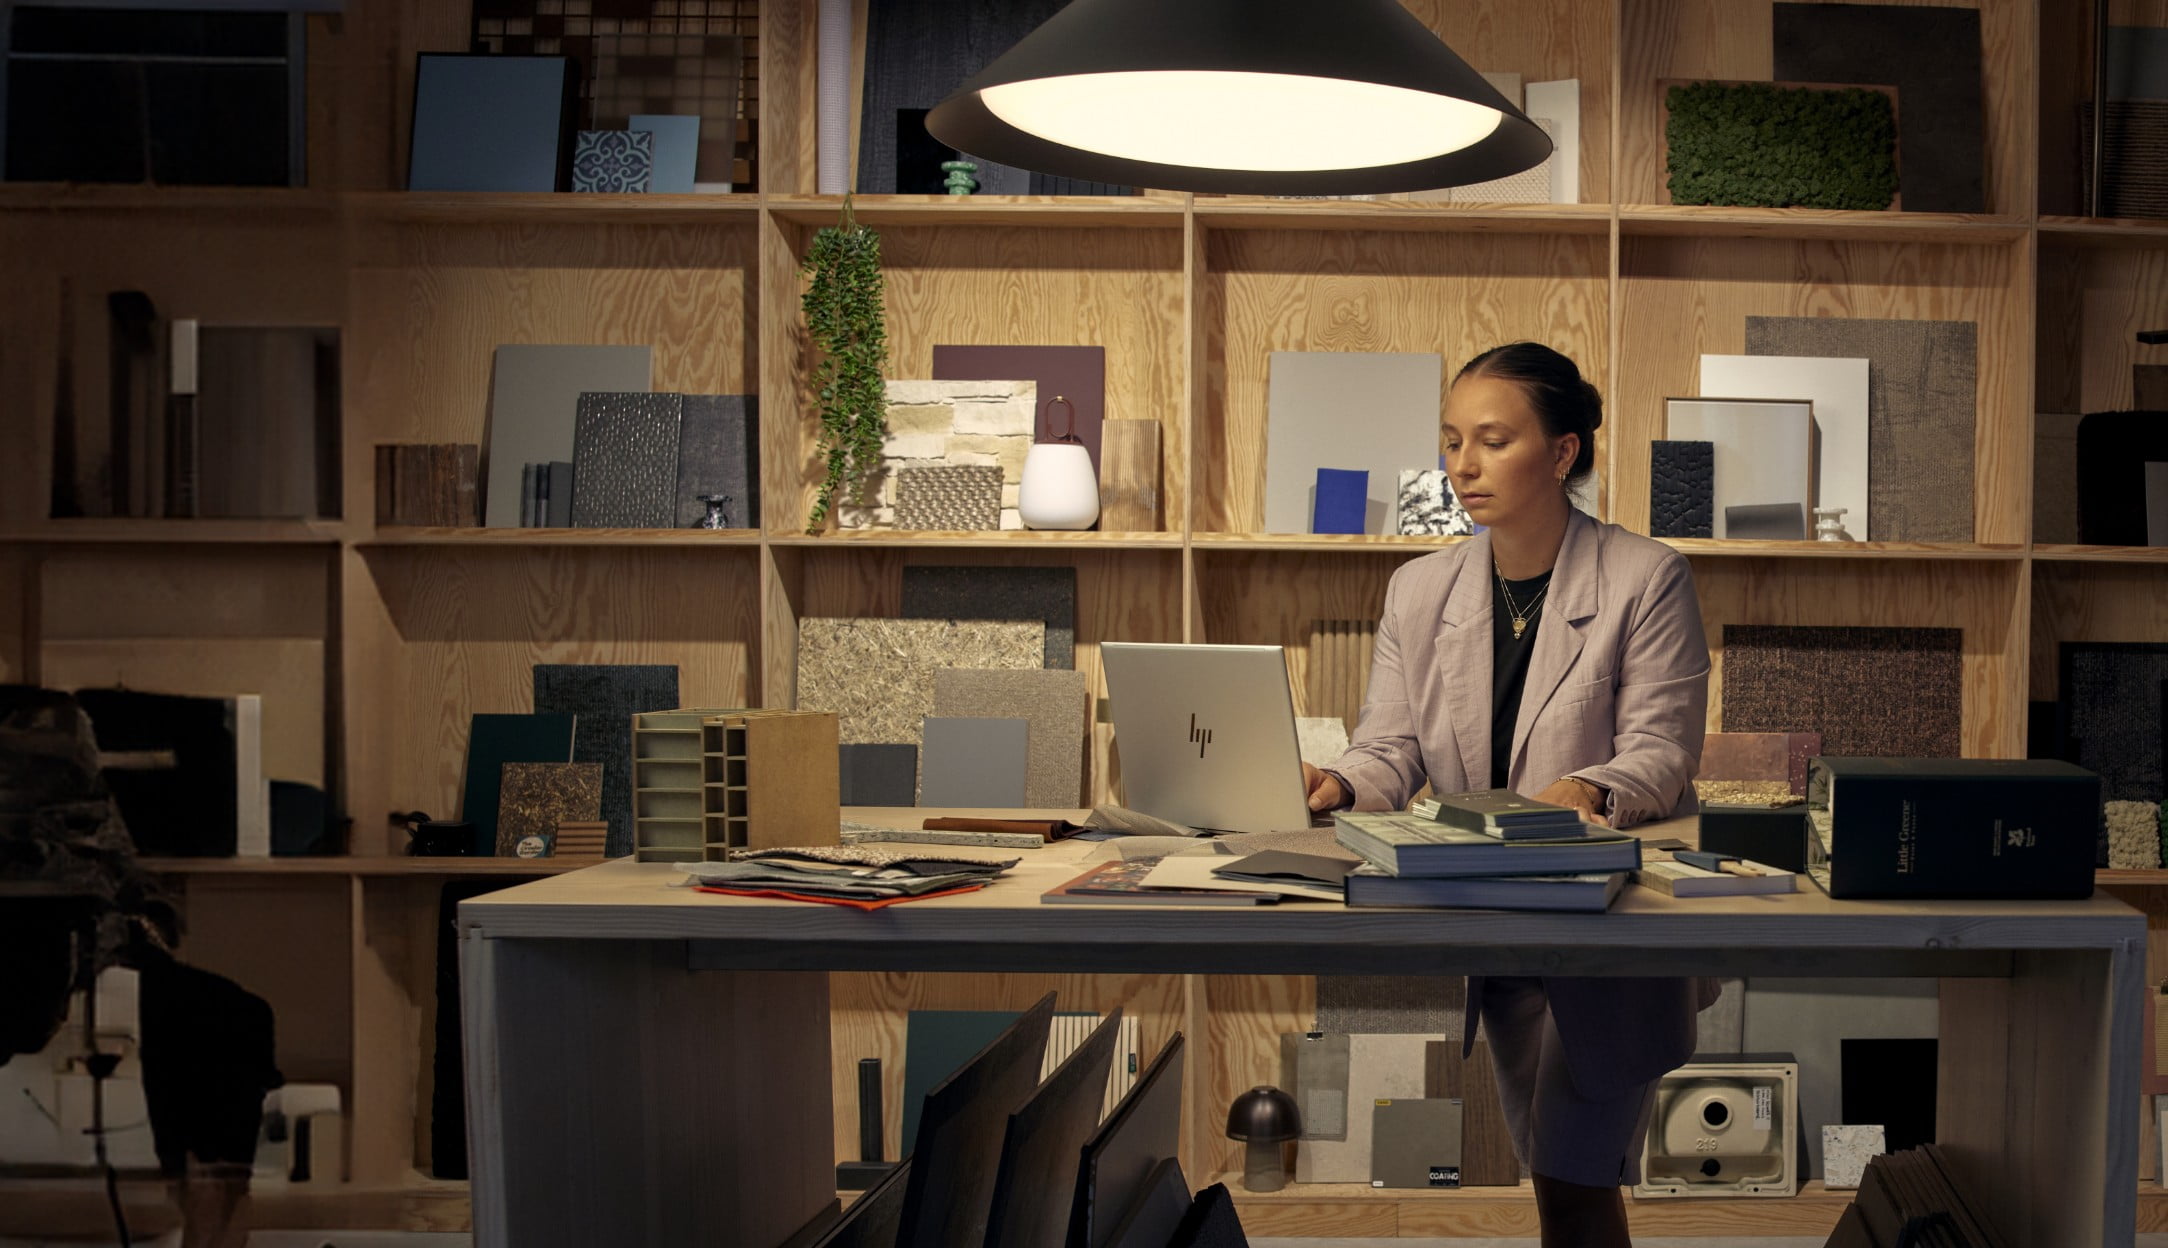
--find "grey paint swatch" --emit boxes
[533,664,680,858]
[484,345,652,527]
[1265,352,1443,535]
[2060,643,2168,802]
[1745,316,1976,542]
[919,717,1029,807]
[933,668,1089,807]
[571,392,681,529]
[1722,625,1962,758]
[674,394,759,529]
[408,54,576,192]
[840,743,919,807]
[1772,4,1984,213]
[901,565,1075,670]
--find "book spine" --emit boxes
[374,445,397,527]
[165,320,199,518]
[519,464,537,528]
[546,462,575,527]
[453,444,481,526]
[430,444,460,527]
[394,444,434,527]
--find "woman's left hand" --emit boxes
[1534,777,1611,827]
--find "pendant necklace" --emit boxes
[1496,568,1550,641]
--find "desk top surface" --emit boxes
[458,811,2142,969]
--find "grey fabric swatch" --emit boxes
[919,717,1029,807]
[1772,4,1984,213]
[1745,316,1977,542]
[933,668,1088,806]
[840,743,919,807]
[1650,440,1714,538]
[2061,643,2168,802]
[1280,1032,1352,1141]
[532,664,680,857]
[571,392,681,529]
[674,394,758,529]
[901,565,1075,670]
[1316,975,1466,1038]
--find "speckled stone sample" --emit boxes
[900,565,1075,670]
[2107,800,2163,869]
[1722,625,1962,757]
[933,667,1089,806]
[496,761,602,856]
[1693,780,1802,807]
[1820,1124,1885,1190]
[1395,469,1474,536]
[797,618,1042,746]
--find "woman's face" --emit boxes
[1441,373,1577,533]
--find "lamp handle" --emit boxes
[1044,394,1081,443]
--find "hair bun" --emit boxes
[1582,380,1605,431]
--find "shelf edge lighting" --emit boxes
[925,0,1552,196]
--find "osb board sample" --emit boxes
[496,761,602,856]
[796,618,1042,745]
[933,667,1089,807]
[900,564,1075,670]
[1721,625,1962,758]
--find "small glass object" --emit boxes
[1812,507,1853,542]
[696,493,734,530]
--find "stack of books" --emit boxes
[1335,790,1641,913]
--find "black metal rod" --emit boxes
[856,1058,884,1162]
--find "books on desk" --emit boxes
[1345,867,1628,912]
[1043,858,1279,906]
[1428,788,1589,839]
[1334,812,1641,877]
[1634,857,1798,897]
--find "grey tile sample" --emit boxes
[840,743,919,807]
[2061,643,2168,802]
[1266,352,1444,535]
[1772,4,1984,213]
[408,54,577,192]
[1316,975,1466,1037]
[1650,440,1714,538]
[798,618,1044,747]
[933,667,1089,807]
[901,565,1075,670]
[1722,625,1962,758]
[628,115,700,193]
[1371,1099,1463,1188]
[1281,1032,1352,1141]
[571,392,681,529]
[1746,316,1977,542]
[483,345,652,527]
[919,717,1029,807]
[533,664,680,858]
[674,394,759,529]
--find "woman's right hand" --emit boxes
[1303,763,1347,812]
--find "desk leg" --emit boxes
[461,934,834,1248]
[1938,942,2141,1246]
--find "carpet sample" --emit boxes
[1722,626,1962,757]
[2060,643,2168,802]
[532,664,680,858]
[900,564,1076,670]
[933,667,1090,806]
[1316,975,1466,1037]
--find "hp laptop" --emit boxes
[1100,642,1315,835]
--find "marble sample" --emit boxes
[1296,717,1351,768]
[797,618,1043,746]
[895,463,1002,530]
[900,565,1075,670]
[572,129,653,192]
[495,761,602,856]
[1722,625,1962,758]
[532,664,680,857]
[1396,469,1474,536]
[1820,1124,1885,1190]
[1650,440,1714,539]
[844,379,1036,529]
[2061,643,2168,802]
[933,667,1089,807]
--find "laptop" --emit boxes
[1100,642,1314,835]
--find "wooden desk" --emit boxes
[458,826,2146,1247]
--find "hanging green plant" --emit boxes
[801,195,890,532]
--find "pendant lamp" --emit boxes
[923,0,1552,196]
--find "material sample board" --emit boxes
[933,345,1108,473]
[532,664,680,858]
[495,761,602,856]
[483,345,652,527]
[797,619,1043,746]
[1701,353,1870,537]
[900,565,1075,670]
[1370,1098,1464,1188]
[1293,1033,1429,1183]
[918,717,1029,807]
[840,743,919,807]
[933,668,1090,807]
[408,54,577,192]
[1664,398,1817,540]
[1282,1032,1353,1141]
[1721,625,1962,758]
[2060,643,2168,802]
[1649,440,1714,539]
[570,392,681,529]
[459,713,577,859]
[674,394,759,529]
[1265,352,1444,535]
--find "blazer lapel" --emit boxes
[1431,531,1494,791]
[1510,511,1598,783]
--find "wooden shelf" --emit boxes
[1620,205,2029,244]
[765,193,1186,228]
[0,519,347,545]
[138,856,605,876]
[2032,544,2168,565]
[770,529,1184,549]
[361,526,764,548]
[1663,538,2029,562]
[1221,1174,1856,1237]
[1194,197,1613,234]
[0,184,340,217]
[2039,215,2168,246]
[2101,870,2168,888]
[1190,532,1468,552]
[353,190,762,226]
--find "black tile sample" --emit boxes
[1773,3,1985,213]
[674,394,759,529]
[896,993,1056,1247]
[983,1009,1125,1248]
[533,664,680,857]
[840,743,919,807]
[571,392,681,529]
[459,713,576,858]
[2060,643,2168,802]
[900,565,1075,669]
[1650,440,1714,538]
[1841,1037,1938,1154]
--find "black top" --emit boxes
[1489,567,1553,790]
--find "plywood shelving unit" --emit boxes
[3,0,2167,1237]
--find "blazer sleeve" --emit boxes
[1327,564,1429,811]
[1565,552,1709,828]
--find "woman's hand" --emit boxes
[1303,763,1347,812]
[1535,776,1611,827]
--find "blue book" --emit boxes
[1312,467,1369,534]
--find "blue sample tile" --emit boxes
[1312,468,1370,535]
[408,54,576,192]
[629,114,701,193]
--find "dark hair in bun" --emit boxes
[1454,342,1603,482]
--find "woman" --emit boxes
[1303,342,1712,1248]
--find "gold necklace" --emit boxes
[1495,568,1550,641]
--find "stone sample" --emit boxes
[839,379,1036,529]
[796,618,1042,746]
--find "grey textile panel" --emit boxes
[483,345,652,527]
[674,395,759,529]
[1280,1031,1353,1141]
[1740,977,1937,1179]
[1315,975,1466,1037]
[571,392,681,529]
[918,717,1029,807]
[1721,625,1962,758]
[531,664,680,857]
[1745,316,1977,542]
[839,743,919,807]
[933,668,1089,806]
[901,565,1076,670]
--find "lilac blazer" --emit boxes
[1325,509,1717,1096]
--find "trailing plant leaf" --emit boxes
[1666,81,1898,211]
[801,196,890,531]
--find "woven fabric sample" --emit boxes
[1649,440,1714,538]
[1745,316,1977,542]
[797,618,1042,746]
[1772,3,1984,213]
[933,668,1089,806]
[1317,975,1466,1037]
[900,565,1075,670]
[533,664,680,857]
[2082,102,2168,220]
[1722,625,1961,757]
[2061,643,2168,802]
[1396,469,1474,536]
[570,392,681,528]
[496,761,602,856]
[674,394,758,528]
[1308,620,1377,730]
[571,129,653,192]
[895,464,1002,530]
[839,743,918,806]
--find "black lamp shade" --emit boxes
[1225,1085,1302,1143]
[925,0,1552,195]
